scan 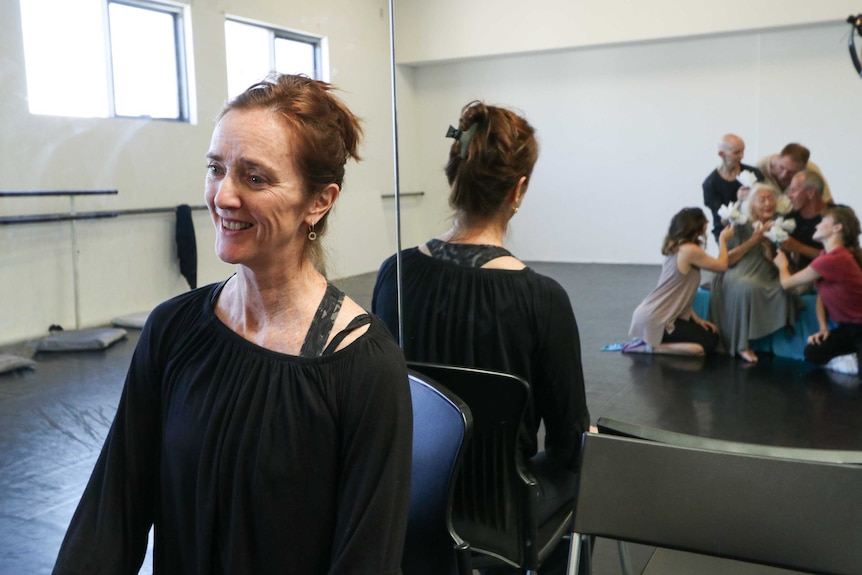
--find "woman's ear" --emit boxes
[307,183,339,226]
[509,176,528,209]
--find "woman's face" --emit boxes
[750,190,776,221]
[812,215,836,242]
[205,108,315,270]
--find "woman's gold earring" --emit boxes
[308,224,317,241]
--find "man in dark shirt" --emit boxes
[782,169,830,273]
[702,133,763,244]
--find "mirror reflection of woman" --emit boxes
[708,183,801,363]
[53,74,412,574]
[625,207,732,356]
[373,101,589,574]
[774,205,862,372]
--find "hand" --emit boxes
[751,221,771,241]
[780,236,802,255]
[695,317,718,333]
[718,224,734,244]
[807,329,830,345]
[773,250,788,269]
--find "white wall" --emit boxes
[0,0,395,345]
[394,0,859,64]
[395,21,862,264]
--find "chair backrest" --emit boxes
[575,433,862,575]
[406,362,536,568]
[403,371,473,575]
[597,416,862,464]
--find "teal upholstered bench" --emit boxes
[693,287,820,361]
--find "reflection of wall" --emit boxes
[0,0,394,345]
[395,0,858,64]
[397,22,862,264]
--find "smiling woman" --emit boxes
[52,74,412,575]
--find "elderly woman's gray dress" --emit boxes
[709,222,799,353]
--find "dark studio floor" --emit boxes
[1,263,860,574]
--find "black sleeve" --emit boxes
[371,254,400,342]
[53,317,164,575]
[328,329,412,575]
[531,279,590,472]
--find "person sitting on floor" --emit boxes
[709,183,801,363]
[625,207,733,356]
[781,169,831,274]
[773,205,862,374]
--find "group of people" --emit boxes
[53,75,589,575]
[50,73,861,574]
[627,133,862,370]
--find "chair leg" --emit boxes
[617,540,633,575]
[568,533,591,575]
[455,543,473,575]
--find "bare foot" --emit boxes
[738,349,758,363]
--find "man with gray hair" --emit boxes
[781,169,831,272]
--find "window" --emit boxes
[225,18,325,99]
[19,0,190,121]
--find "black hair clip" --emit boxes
[848,15,862,77]
[446,124,479,158]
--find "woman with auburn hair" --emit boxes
[625,207,733,355]
[774,205,862,372]
[708,183,801,362]
[373,100,589,574]
[54,74,412,574]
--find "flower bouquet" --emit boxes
[717,201,749,226]
[736,169,758,189]
[757,216,797,244]
[775,194,793,215]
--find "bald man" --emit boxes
[756,142,833,203]
[702,134,763,243]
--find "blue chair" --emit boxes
[403,371,473,575]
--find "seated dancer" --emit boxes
[781,169,831,273]
[702,133,763,244]
[774,205,862,373]
[625,207,733,356]
[373,100,589,575]
[709,183,801,363]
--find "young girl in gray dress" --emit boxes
[625,207,733,355]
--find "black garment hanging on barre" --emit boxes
[175,204,197,290]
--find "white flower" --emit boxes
[737,169,757,188]
[717,201,749,225]
[775,194,793,215]
[763,217,797,244]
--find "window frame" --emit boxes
[224,16,328,88]
[105,0,191,122]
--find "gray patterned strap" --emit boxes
[300,283,345,357]
[426,238,512,267]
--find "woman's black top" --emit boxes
[53,281,411,575]
[372,245,589,471]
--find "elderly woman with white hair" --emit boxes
[709,183,801,362]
